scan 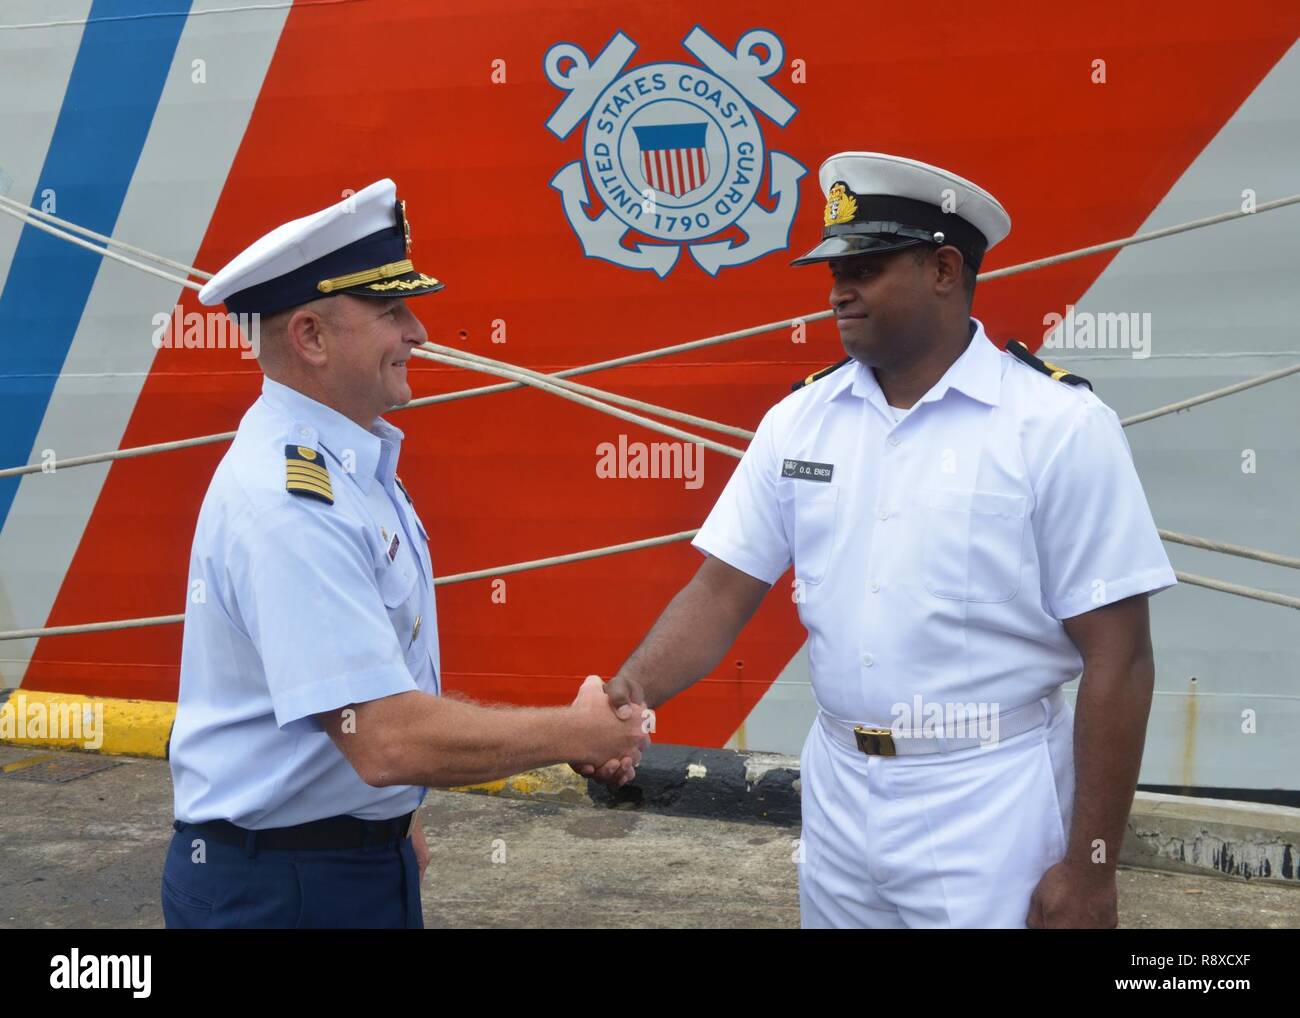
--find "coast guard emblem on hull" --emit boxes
[545,27,806,277]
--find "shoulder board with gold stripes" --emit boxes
[1004,340,1092,390]
[395,474,413,506]
[792,356,853,392]
[284,444,334,505]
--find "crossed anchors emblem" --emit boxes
[545,28,807,277]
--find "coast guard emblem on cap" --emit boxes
[544,28,807,277]
[284,445,334,504]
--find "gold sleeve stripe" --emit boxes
[285,469,331,485]
[287,481,332,496]
[286,479,334,499]
[286,475,331,490]
[285,463,330,477]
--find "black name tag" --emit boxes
[781,459,834,482]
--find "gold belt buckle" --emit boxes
[853,726,896,756]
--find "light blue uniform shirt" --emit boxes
[170,378,440,828]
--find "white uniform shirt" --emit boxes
[170,378,440,828]
[693,318,1176,724]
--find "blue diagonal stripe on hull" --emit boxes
[0,0,193,527]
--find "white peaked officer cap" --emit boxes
[791,152,1011,271]
[198,179,444,315]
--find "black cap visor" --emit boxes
[790,234,927,267]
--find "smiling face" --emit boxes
[321,295,428,416]
[261,293,430,428]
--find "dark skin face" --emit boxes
[827,244,974,408]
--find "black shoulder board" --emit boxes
[792,356,853,392]
[1004,340,1092,390]
[284,444,334,505]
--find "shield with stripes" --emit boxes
[632,122,710,198]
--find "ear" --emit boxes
[932,245,966,297]
[283,305,331,368]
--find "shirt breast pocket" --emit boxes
[920,488,1028,603]
[377,556,418,644]
[777,479,839,585]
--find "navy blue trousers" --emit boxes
[162,820,423,929]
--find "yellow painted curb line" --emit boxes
[454,763,593,804]
[0,691,588,801]
[0,689,173,759]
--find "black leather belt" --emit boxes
[176,811,414,851]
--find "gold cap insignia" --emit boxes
[823,182,857,227]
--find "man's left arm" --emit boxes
[1026,593,1155,929]
[1025,395,1177,928]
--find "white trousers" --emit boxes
[798,694,1075,929]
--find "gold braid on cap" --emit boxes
[317,259,414,293]
[364,274,440,292]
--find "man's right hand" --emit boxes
[569,674,652,788]
[567,675,650,786]
[601,673,648,715]
[565,558,768,788]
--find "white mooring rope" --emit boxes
[1,191,1297,638]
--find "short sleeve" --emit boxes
[1031,397,1177,620]
[231,505,418,728]
[692,405,791,584]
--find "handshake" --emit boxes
[566,674,653,789]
